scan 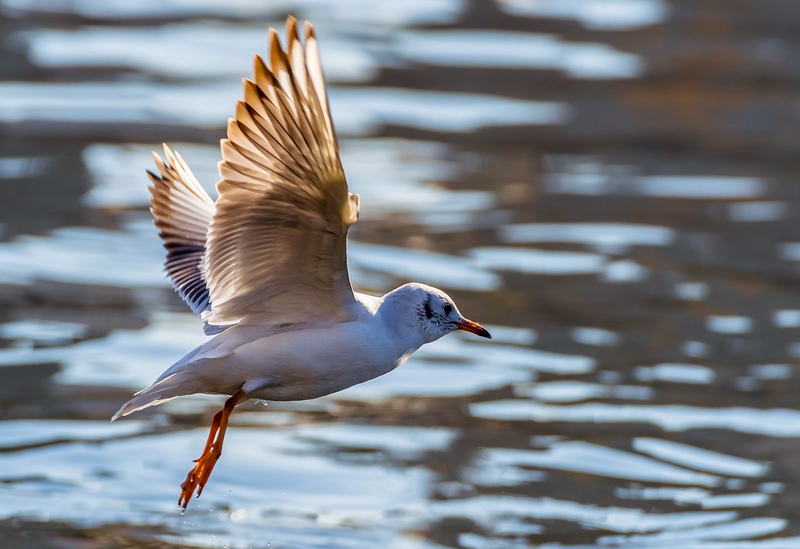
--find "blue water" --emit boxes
[1,0,800,547]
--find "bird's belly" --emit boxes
[229,322,402,401]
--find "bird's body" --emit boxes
[117,287,438,412]
[113,16,490,509]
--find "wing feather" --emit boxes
[148,145,216,321]
[204,17,360,328]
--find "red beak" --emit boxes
[453,319,492,339]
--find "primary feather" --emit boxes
[205,18,360,329]
[148,145,227,334]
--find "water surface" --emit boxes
[2,0,800,547]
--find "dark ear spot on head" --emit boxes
[424,298,433,319]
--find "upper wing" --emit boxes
[203,17,360,328]
[148,145,215,318]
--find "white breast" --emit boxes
[181,307,413,401]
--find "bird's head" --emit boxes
[384,283,491,344]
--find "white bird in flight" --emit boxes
[112,16,491,510]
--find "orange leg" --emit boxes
[179,390,246,511]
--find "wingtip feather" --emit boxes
[286,15,299,42]
[269,27,282,61]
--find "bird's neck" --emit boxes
[376,294,427,358]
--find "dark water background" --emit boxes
[2,0,800,547]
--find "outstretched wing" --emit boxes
[149,145,229,334]
[203,17,360,329]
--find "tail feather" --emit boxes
[111,372,191,421]
[112,336,233,421]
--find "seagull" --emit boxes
[112,16,491,511]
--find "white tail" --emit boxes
[111,371,193,421]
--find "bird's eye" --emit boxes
[444,304,452,316]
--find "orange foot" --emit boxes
[179,444,222,509]
[178,389,245,511]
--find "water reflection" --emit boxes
[471,442,723,486]
[430,496,739,536]
[632,438,769,477]
[19,25,645,81]
[500,222,676,250]
[2,0,466,25]
[633,363,715,384]
[470,401,800,437]
[19,23,379,82]
[2,0,800,547]
[543,158,766,199]
[496,0,670,30]
[394,30,644,78]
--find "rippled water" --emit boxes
[2,0,800,547]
